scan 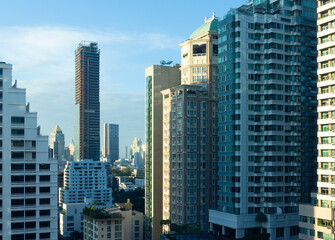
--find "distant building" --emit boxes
[133,151,144,169]
[59,160,113,238]
[60,202,88,238]
[135,178,145,188]
[0,62,58,239]
[59,160,113,206]
[83,200,143,240]
[74,41,100,161]
[130,137,143,157]
[69,140,75,161]
[119,182,137,191]
[114,158,132,167]
[102,123,119,164]
[115,176,133,186]
[49,124,65,159]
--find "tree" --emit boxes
[160,219,172,234]
[112,167,132,176]
[255,212,268,236]
[112,188,144,212]
[70,231,83,240]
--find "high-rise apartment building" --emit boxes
[49,124,65,160]
[59,160,113,237]
[299,1,335,240]
[59,160,113,205]
[209,1,317,239]
[102,123,119,164]
[160,14,219,231]
[0,62,58,240]
[74,41,100,161]
[145,65,181,240]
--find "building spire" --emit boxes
[53,124,62,132]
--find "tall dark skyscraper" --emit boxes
[74,41,100,161]
[102,123,119,164]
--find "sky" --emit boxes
[0,0,246,157]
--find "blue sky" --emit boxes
[0,0,245,157]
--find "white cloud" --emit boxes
[0,26,182,151]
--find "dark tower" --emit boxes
[74,41,100,161]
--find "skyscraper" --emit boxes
[49,124,65,160]
[209,1,317,239]
[145,65,181,240]
[102,123,119,164]
[299,1,335,239]
[160,14,219,231]
[74,41,100,161]
[0,62,58,239]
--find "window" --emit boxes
[11,152,24,159]
[25,164,36,170]
[300,216,308,222]
[25,199,36,205]
[11,187,24,194]
[310,229,315,236]
[321,62,329,68]
[25,210,36,217]
[39,164,50,171]
[40,210,50,216]
[40,175,50,182]
[40,233,50,239]
[11,117,24,124]
[11,222,24,229]
[39,221,50,228]
[40,198,50,205]
[11,211,24,218]
[11,129,24,136]
[11,234,24,240]
[11,140,24,147]
[25,222,36,229]
[40,187,50,193]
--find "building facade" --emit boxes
[59,160,113,238]
[145,65,181,240]
[102,123,119,164]
[74,41,100,161]
[59,202,88,238]
[59,160,113,205]
[209,1,317,239]
[83,201,143,240]
[49,124,65,160]
[299,1,335,239]
[160,15,219,231]
[0,62,58,240]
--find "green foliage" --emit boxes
[112,167,132,176]
[112,188,144,212]
[243,233,270,240]
[70,231,83,240]
[255,212,267,223]
[83,205,111,219]
[169,222,201,236]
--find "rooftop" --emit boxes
[189,13,219,40]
